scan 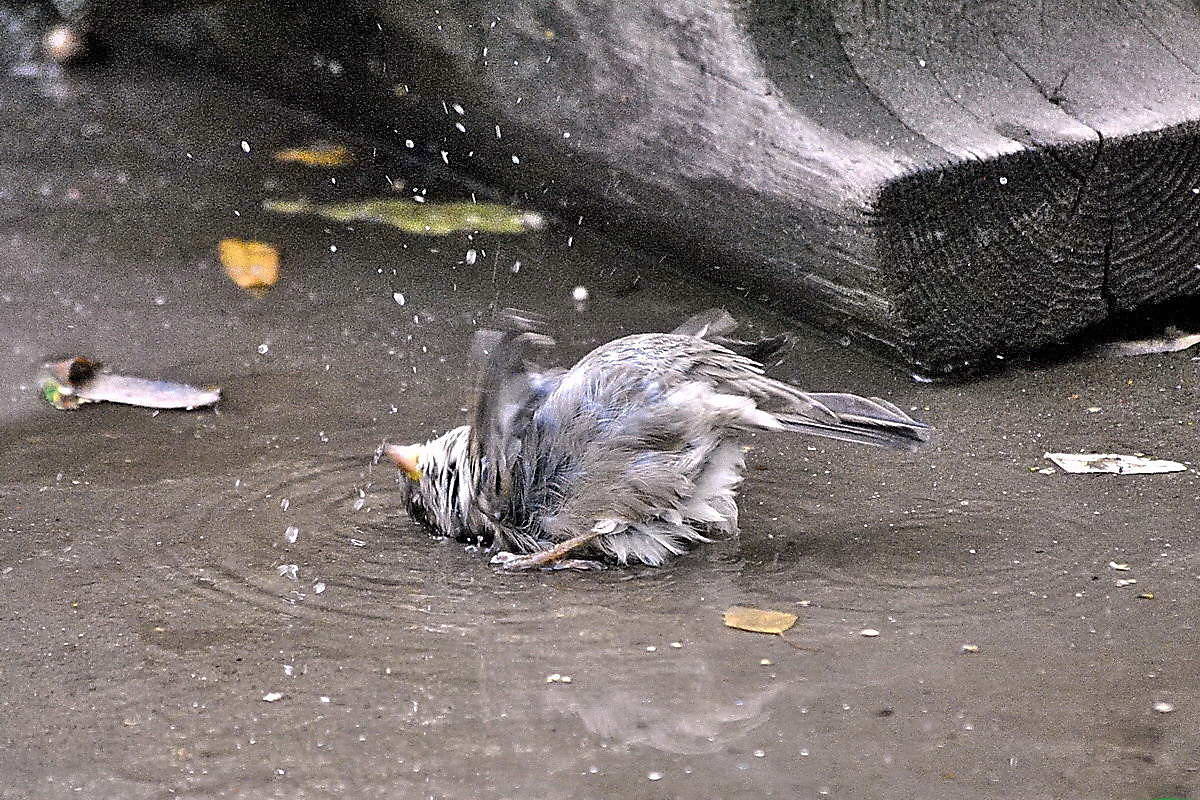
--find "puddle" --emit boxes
[0,61,1197,800]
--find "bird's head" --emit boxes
[385,425,473,538]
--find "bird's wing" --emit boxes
[513,367,733,544]
[467,310,562,534]
[574,327,930,450]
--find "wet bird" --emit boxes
[385,309,931,570]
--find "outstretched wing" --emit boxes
[467,310,563,534]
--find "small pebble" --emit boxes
[262,692,283,702]
[284,526,299,544]
[647,772,662,782]
[1137,592,1155,600]
[1108,561,1131,571]
[572,286,589,302]
[1153,701,1175,713]
[1115,578,1138,587]
[759,658,773,666]
[319,696,331,703]
[669,641,683,648]
[313,582,326,594]
[860,628,880,637]
[961,644,980,653]
[645,645,657,652]
[753,749,766,758]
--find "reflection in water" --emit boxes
[545,654,785,755]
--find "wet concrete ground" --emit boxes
[1,61,1198,800]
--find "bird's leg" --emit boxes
[491,528,607,571]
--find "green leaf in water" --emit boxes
[262,198,546,235]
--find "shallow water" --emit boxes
[0,63,1197,800]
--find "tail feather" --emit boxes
[769,392,932,452]
[773,411,931,451]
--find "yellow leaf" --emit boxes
[219,238,280,291]
[272,142,353,168]
[723,606,797,634]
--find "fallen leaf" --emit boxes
[723,606,797,634]
[272,142,353,168]
[219,238,280,291]
[38,356,220,411]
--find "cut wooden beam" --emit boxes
[88,0,1200,374]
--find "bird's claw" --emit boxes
[489,551,605,571]
[490,551,550,570]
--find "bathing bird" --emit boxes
[385,309,931,569]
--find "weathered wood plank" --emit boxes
[80,0,1200,374]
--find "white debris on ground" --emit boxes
[1106,329,1200,357]
[262,692,283,702]
[1043,453,1187,475]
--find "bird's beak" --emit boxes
[384,443,424,481]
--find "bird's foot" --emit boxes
[489,550,605,571]
[490,529,608,571]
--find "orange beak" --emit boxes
[384,443,424,481]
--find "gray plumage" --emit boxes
[390,309,931,568]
